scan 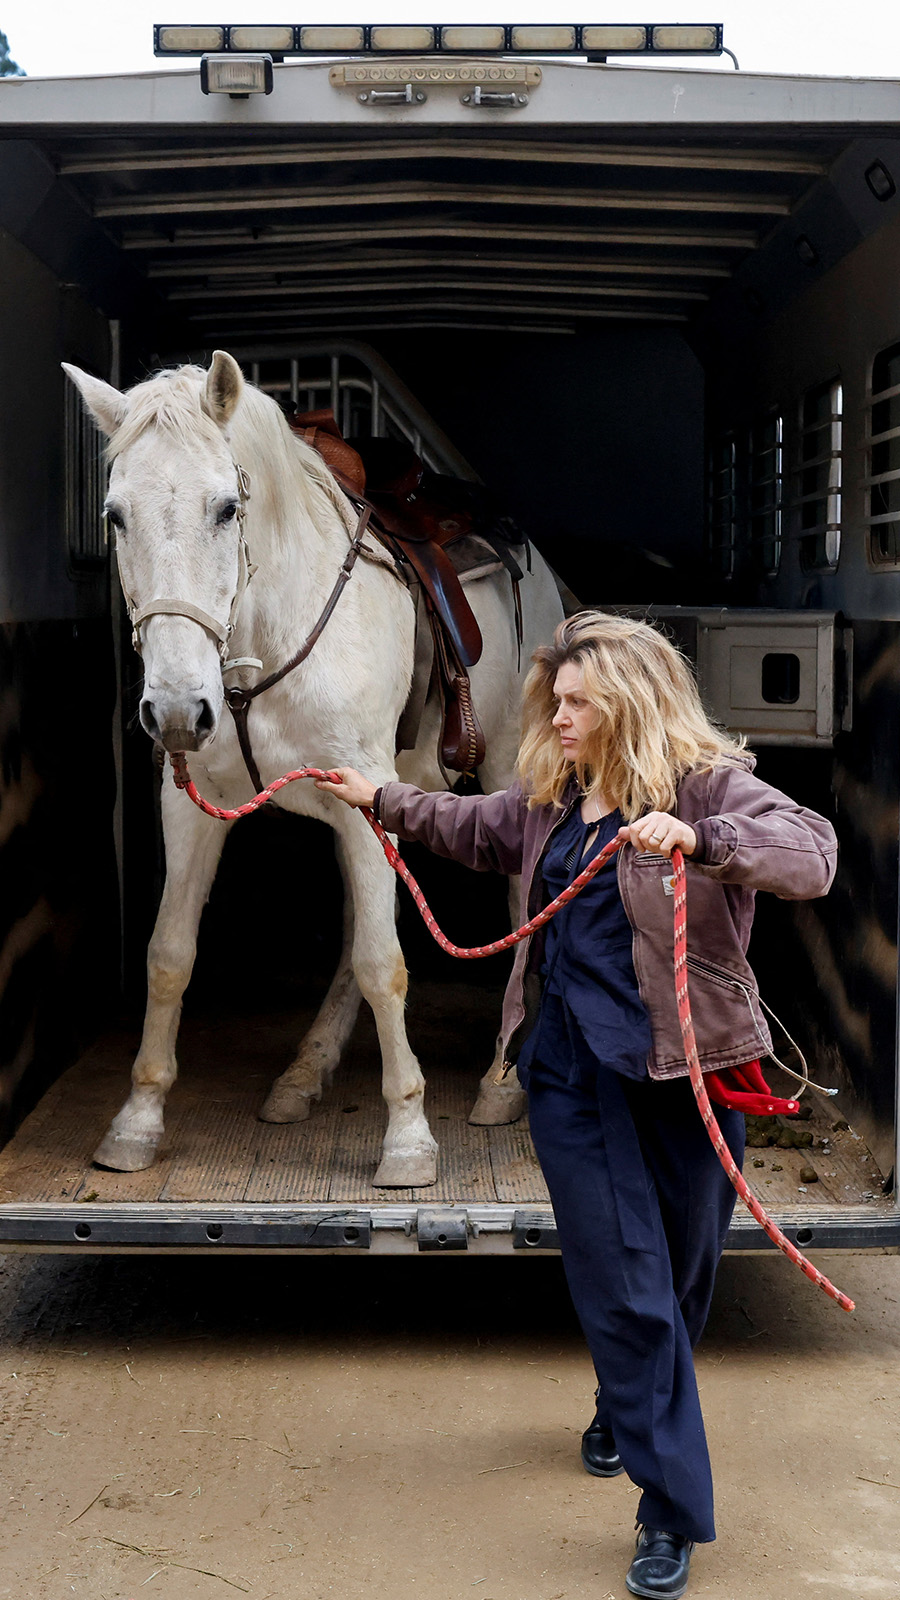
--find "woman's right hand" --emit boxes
[314,766,378,809]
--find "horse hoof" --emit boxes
[258,1084,316,1123]
[373,1150,438,1188]
[93,1132,160,1172]
[468,1084,527,1126]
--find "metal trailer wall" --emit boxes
[702,200,900,1181]
[0,228,119,1140]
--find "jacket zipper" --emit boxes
[500,787,581,1075]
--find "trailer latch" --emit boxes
[461,86,528,108]
[357,84,427,105]
[417,1208,468,1250]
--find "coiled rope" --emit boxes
[169,752,854,1311]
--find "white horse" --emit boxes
[64,352,563,1187]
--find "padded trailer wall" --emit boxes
[0,228,119,1139]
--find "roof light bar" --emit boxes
[155,22,724,59]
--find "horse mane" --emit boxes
[108,364,353,544]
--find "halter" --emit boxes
[123,462,258,669]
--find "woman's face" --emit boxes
[551,661,598,759]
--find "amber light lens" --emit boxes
[510,25,577,50]
[651,24,720,52]
[156,24,226,53]
[440,25,507,51]
[228,25,294,51]
[582,25,648,51]
[370,25,436,51]
[298,25,366,51]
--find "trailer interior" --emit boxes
[1,56,899,1252]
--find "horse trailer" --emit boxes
[0,47,899,1255]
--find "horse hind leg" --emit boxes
[94,793,229,1172]
[468,873,527,1127]
[260,836,362,1123]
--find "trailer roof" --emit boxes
[2,59,900,344]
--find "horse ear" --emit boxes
[202,350,244,427]
[62,363,127,438]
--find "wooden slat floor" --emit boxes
[0,984,886,1211]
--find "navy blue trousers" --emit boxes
[525,1032,744,1544]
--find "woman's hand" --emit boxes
[617,811,697,859]
[314,766,378,809]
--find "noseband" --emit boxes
[123,462,258,670]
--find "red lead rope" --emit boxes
[170,752,854,1312]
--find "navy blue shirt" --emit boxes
[518,803,652,1085]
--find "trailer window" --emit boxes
[867,342,900,566]
[795,379,842,572]
[707,432,737,580]
[65,380,108,568]
[748,411,783,577]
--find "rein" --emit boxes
[168,751,855,1314]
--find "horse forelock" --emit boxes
[107,366,225,461]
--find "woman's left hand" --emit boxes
[617,811,697,859]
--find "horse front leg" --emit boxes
[338,815,437,1188]
[468,874,528,1127]
[93,787,230,1172]
[259,835,362,1122]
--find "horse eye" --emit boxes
[216,502,238,527]
[106,508,125,531]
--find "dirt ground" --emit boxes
[0,1247,898,1600]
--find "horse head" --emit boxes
[63,351,251,752]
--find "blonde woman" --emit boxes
[317,611,837,1600]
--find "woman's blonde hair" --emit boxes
[517,610,746,819]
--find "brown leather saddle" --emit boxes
[290,409,526,777]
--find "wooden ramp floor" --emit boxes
[0,983,886,1211]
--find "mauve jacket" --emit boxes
[376,758,838,1082]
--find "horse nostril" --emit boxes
[196,699,216,738]
[140,700,161,741]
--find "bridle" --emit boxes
[121,461,257,670]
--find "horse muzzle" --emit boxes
[140,691,218,752]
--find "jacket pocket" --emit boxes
[685,953,749,994]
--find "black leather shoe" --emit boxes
[580,1414,623,1478]
[625,1527,694,1599]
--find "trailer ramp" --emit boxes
[0,985,894,1255]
